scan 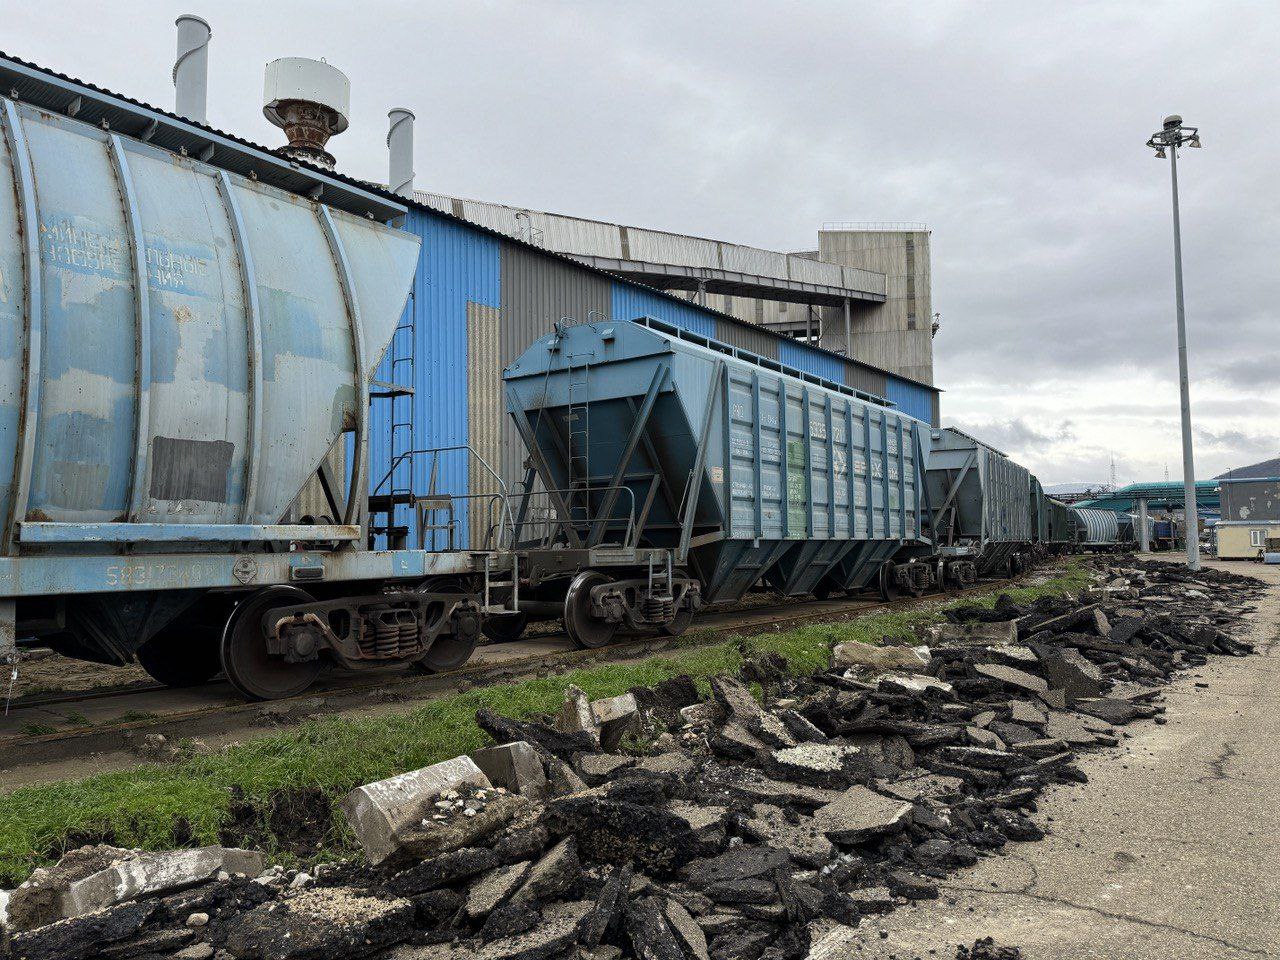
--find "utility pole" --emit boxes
[1146,115,1202,570]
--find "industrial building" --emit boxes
[0,38,940,553]
[414,194,937,385]
[1216,478,1280,560]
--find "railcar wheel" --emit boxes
[416,612,480,672]
[221,587,322,701]
[481,611,528,643]
[135,623,222,688]
[563,571,618,649]
[878,563,901,602]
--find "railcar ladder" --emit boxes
[369,288,416,548]
[565,351,593,529]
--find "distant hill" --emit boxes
[1216,457,1280,480]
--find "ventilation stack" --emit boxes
[387,108,415,197]
[263,57,350,170]
[173,14,211,123]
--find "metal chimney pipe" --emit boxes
[173,14,211,123]
[387,108,415,197]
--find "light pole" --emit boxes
[1146,115,1202,570]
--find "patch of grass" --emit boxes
[118,711,159,723]
[0,561,1088,885]
[60,712,91,727]
[20,723,56,737]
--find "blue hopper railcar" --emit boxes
[499,317,930,645]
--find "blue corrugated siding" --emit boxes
[611,282,717,337]
[885,376,933,423]
[368,209,500,548]
[778,339,845,383]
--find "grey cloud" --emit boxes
[1207,355,1280,390]
[7,1,1272,485]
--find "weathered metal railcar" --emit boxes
[0,83,488,698]
[919,428,1034,579]
[499,317,929,645]
[1069,507,1122,548]
[1043,496,1075,550]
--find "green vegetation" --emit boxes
[117,711,159,723]
[0,560,1088,886]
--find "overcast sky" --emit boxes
[8,1,1277,486]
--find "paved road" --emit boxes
[816,560,1280,960]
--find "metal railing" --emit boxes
[821,221,928,232]
[509,480,639,550]
[370,444,515,552]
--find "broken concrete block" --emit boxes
[937,745,1027,771]
[664,898,711,960]
[579,865,632,949]
[709,722,768,761]
[385,847,500,897]
[988,720,1039,746]
[696,766,842,811]
[668,803,730,850]
[934,621,1016,646]
[341,756,493,865]
[832,642,929,671]
[1092,608,1113,636]
[7,845,136,932]
[876,675,954,696]
[974,663,1049,695]
[709,676,760,723]
[464,861,531,921]
[58,847,263,923]
[678,702,721,728]
[741,803,834,868]
[513,837,579,905]
[555,685,601,746]
[1074,697,1142,725]
[636,751,697,778]
[1008,700,1047,726]
[624,897,686,960]
[746,710,798,748]
[965,726,1006,750]
[684,844,790,889]
[1043,711,1097,746]
[590,692,640,751]
[476,708,597,762]
[545,793,710,875]
[765,743,868,787]
[775,708,828,743]
[227,886,414,960]
[386,791,528,866]
[470,741,548,801]
[812,785,913,845]
[545,756,589,796]
[573,752,635,785]
[1038,648,1103,703]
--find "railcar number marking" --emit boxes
[104,560,220,588]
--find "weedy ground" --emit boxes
[0,560,1091,886]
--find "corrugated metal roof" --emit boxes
[0,49,939,398]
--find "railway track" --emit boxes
[0,572,1034,777]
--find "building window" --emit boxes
[1251,529,1268,547]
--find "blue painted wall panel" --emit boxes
[778,339,845,383]
[610,282,717,338]
[368,209,500,548]
[885,376,933,424]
